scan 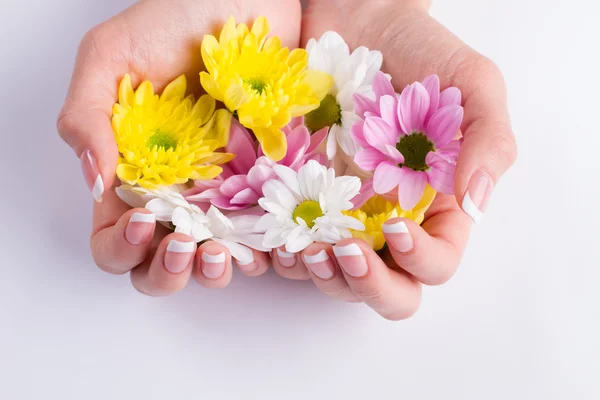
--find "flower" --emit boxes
[200,16,333,161]
[304,31,384,159]
[344,185,437,251]
[352,72,463,210]
[141,189,267,264]
[184,118,328,211]
[257,160,365,253]
[112,74,234,189]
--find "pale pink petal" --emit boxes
[373,162,403,194]
[225,121,256,174]
[247,164,275,194]
[363,117,396,147]
[437,140,461,163]
[354,148,388,171]
[422,75,440,123]
[326,124,338,159]
[282,125,310,166]
[397,168,427,210]
[350,120,370,148]
[185,187,221,202]
[350,178,374,209]
[353,93,379,118]
[379,95,400,131]
[376,144,404,164]
[230,187,260,206]
[439,87,462,108]
[426,153,456,194]
[307,126,328,154]
[284,117,305,133]
[211,195,245,211]
[426,105,464,147]
[373,71,395,99]
[398,82,430,134]
[219,175,250,197]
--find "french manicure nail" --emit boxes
[303,250,334,280]
[333,244,368,278]
[462,169,494,224]
[125,212,155,245]
[277,248,296,268]
[235,254,256,273]
[164,240,195,274]
[202,252,226,279]
[382,221,414,253]
[80,150,104,203]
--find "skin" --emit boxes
[57,0,517,316]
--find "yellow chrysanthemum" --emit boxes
[112,74,234,189]
[200,16,333,161]
[343,186,437,251]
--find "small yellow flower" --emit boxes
[112,74,234,189]
[200,16,332,161]
[343,186,437,251]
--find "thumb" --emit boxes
[57,27,123,202]
[454,58,518,223]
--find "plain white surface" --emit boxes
[1,1,599,399]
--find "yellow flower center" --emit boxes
[292,200,324,228]
[245,78,268,95]
[305,94,342,133]
[396,133,435,172]
[147,130,178,151]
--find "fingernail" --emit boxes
[235,254,256,273]
[201,252,226,279]
[80,150,104,203]
[164,240,195,274]
[277,248,296,267]
[125,212,155,245]
[303,250,334,280]
[382,221,414,253]
[333,243,368,278]
[462,169,494,224]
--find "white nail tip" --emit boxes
[130,212,156,223]
[382,221,409,234]
[333,243,363,257]
[276,248,295,259]
[303,250,329,264]
[92,175,104,202]
[462,191,484,224]
[167,240,195,253]
[202,252,226,263]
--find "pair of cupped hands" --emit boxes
[57,0,517,320]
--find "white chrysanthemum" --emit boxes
[305,31,383,159]
[257,160,365,253]
[117,185,266,264]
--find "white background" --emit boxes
[1,0,599,399]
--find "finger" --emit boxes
[90,185,157,274]
[234,249,271,277]
[301,243,359,302]
[382,196,471,285]
[193,241,233,289]
[272,247,311,280]
[130,233,196,296]
[333,239,422,321]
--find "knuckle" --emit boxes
[352,284,385,305]
[490,132,518,167]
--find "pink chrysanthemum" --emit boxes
[351,72,463,210]
[185,118,327,211]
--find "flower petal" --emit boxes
[273,164,301,198]
[353,93,379,118]
[363,117,397,147]
[285,226,314,253]
[247,164,275,194]
[145,198,176,221]
[350,120,370,148]
[219,175,249,197]
[379,94,400,130]
[255,127,287,162]
[426,105,464,147]
[225,121,256,174]
[373,71,395,99]
[376,144,405,164]
[397,168,427,210]
[230,187,260,206]
[350,178,375,209]
[398,82,430,134]
[262,179,297,212]
[373,162,402,194]
[439,87,462,108]
[425,152,456,194]
[422,74,440,122]
[354,148,388,171]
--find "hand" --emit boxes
[270,0,517,320]
[57,0,302,295]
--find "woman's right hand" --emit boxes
[57,0,302,295]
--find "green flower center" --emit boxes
[305,94,342,133]
[147,130,177,151]
[396,133,435,171]
[292,200,324,229]
[245,78,267,95]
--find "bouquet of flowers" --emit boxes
[113,16,463,265]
